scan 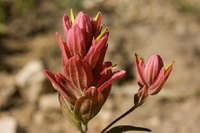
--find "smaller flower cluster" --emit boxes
[43,10,125,132]
[100,54,173,133]
[134,54,173,105]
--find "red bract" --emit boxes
[135,54,173,95]
[42,10,125,132]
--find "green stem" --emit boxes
[80,123,88,133]
[101,104,138,133]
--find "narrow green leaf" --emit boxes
[105,125,151,133]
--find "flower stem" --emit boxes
[101,104,138,133]
[80,123,88,133]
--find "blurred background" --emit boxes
[0,0,200,133]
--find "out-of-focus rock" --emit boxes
[15,60,45,103]
[0,117,17,133]
[39,93,59,111]
[15,60,44,87]
[148,116,161,127]
[0,74,16,109]
[33,111,45,125]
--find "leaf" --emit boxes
[105,125,151,133]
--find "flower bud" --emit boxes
[74,11,93,49]
[135,54,173,95]
[143,54,163,86]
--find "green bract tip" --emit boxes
[94,11,101,22]
[70,9,75,24]
[96,28,108,41]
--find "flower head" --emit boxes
[134,54,173,104]
[56,10,107,68]
[43,10,125,132]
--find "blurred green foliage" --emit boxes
[0,1,6,23]
[0,0,40,23]
[13,0,40,16]
[0,0,83,24]
[0,0,84,34]
[171,0,200,14]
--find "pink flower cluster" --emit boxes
[42,10,125,131]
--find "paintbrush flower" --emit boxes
[43,10,125,132]
[134,54,173,105]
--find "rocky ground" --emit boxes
[0,0,200,133]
